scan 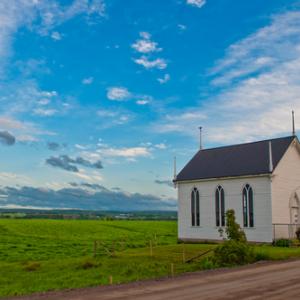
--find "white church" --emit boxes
[174,128,300,243]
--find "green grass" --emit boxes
[1,219,300,297]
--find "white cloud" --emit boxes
[33,108,58,116]
[132,31,168,70]
[99,146,151,158]
[157,74,170,84]
[107,87,131,101]
[155,143,167,150]
[134,56,167,69]
[155,11,300,144]
[37,99,50,105]
[75,144,88,150]
[135,95,152,105]
[82,77,94,84]
[106,87,153,106]
[186,0,206,8]
[136,100,149,105]
[131,32,162,53]
[51,31,62,40]
[132,39,161,53]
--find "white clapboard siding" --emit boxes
[271,140,300,238]
[177,176,273,243]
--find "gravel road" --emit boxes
[7,259,300,300]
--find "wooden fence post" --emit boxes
[182,243,186,263]
[109,275,113,285]
[171,263,174,277]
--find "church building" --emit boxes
[174,134,300,243]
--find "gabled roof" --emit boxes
[175,136,296,182]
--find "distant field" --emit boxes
[1,219,300,298]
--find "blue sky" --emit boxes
[0,0,300,210]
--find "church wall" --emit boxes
[271,139,300,239]
[177,176,273,243]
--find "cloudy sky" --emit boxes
[0,0,299,210]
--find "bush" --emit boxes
[199,257,217,270]
[274,239,291,247]
[213,240,255,267]
[212,209,255,267]
[225,210,246,242]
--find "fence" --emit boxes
[272,223,300,241]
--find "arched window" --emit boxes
[243,184,254,227]
[215,185,225,227]
[191,188,200,226]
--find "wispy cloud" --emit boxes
[82,77,94,84]
[51,31,62,41]
[0,0,106,75]
[0,116,54,142]
[33,108,58,117]
[47,142,61,151]
[155,10,300,144]
[0,131,16,146]
[96,108,132,127]
[134,56,167,70]
[154,179,173,187]
[157,74,170,84]
[186,0,206,8]
[46,155,103,173]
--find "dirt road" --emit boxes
[8,259,300,300]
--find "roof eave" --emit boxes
[174,172,272,184]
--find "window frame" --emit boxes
[191,187,200,227]
[242,184,254,228]
[215,185,225,227]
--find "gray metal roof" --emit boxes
[175,136,296,182]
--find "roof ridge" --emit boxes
[197,136,295,153]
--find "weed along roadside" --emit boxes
[1,219,300,298]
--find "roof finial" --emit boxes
[173,156,177,180]
[199,126,203,150]
[292,110,296,136]
[173,156,177,188]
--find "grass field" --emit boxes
[1,219,300,297]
